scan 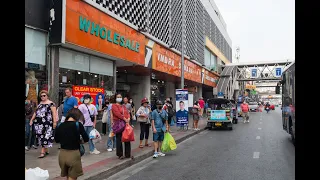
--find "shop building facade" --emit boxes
[43,0,231,107]
[25,0,50,105]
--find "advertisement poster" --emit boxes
[210,110,227,120]
[175,89,189,127]
[72,85,105,106]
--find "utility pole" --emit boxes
[181,0,185,89]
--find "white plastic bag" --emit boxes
[25,167,49,180]
[101,110,108,123]
[89,129,102,144]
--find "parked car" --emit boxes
[248,102,259,112]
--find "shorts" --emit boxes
[59,149,83,178]
[153,132,164,142]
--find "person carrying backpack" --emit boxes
[163,98,175,132]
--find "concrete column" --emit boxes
[48,46,59,104]
[130,76,151,108]
[165,81,176,102]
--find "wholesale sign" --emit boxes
[72,85,105,106]
[65,0,145,65]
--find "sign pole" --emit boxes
[181,0,185,89]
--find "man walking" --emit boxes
[198,97,205,117]
[241,101,250,123]
[151,100,168,158]
[62,88,78,122]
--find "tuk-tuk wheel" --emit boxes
[228,127,233,130]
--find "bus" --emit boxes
[281,61,295,145]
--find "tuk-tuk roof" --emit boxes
[208,98,231,105]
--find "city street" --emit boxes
[106,108,295,180]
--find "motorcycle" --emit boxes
[265,107,270,113]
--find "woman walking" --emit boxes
[106,98,116,152]
[136,98,151,148]
[55,108,89,180]
[192,101,201,130]
[129,98,136,127]
[112,93,133,159]
[29,90,58,158]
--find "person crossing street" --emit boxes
[240,101,250,123]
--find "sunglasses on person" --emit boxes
[40,94,47,97]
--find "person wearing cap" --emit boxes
[151,100,168,158]
[136,98,151,148]
[78,94,100,154]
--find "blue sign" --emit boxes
[210,110,227,120]
[175,89,189,127]
[251,68,257,78]
[217,92,224,97]
[275,67,282,77]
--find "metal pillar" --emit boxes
[180,0,185,89]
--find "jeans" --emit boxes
[25,119,36,147]
[106,123,116,149]
[84,126,95,152]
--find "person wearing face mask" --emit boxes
[112,93,133,159]
[129,98,136,126]
[78,94,99,155]
[136,98,151,148]
[163,98,174,132]
[151,100,168,158]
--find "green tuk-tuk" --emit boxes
[206,98,233,130]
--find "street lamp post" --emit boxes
[181,0,185,89]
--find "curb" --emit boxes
[86,128,206,180]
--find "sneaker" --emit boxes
[25,146,29,151]
[247,120,250,123]
[107,148,112,152]
[158,152,166,157]
[243,121,246,123]
[90,148,100,155]
[193,128,197,131]
[153,152,158,158]
[32,145,38,149]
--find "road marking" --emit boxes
[258,128,262,130]
[107,159,158,180]
[256,136,261,139]
[253,152,260,159]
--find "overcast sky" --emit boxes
[214,0,295,62]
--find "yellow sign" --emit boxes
[246,84,256,89]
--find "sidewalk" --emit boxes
[25,115,208,180]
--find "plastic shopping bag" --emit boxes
[25,167,49,180]
[122,124,135,142]
[170,118,175,126]
[89,129,102,144]
[161,132,177,152]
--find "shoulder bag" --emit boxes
[75,122,85,156]
[137,107,148,123]
[86,105,95,122]
[112,105,126,134]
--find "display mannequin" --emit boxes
[25,70,39,105]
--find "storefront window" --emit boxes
[25,27,48,106]
[58,68,113,104]
[25,63,48,105]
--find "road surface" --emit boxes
[105,108,295,180]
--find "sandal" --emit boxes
[145,144,151,147]
[45,152,49,155]
[139,145,144,148]
[38,153,45,158]
[118,156,125,160]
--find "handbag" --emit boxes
[86,105,95,122]
[112,105,126,134]
[137,107,148,123]
[75,122,85,156]
[101,110,108,123]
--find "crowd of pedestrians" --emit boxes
[25,88,207,179]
